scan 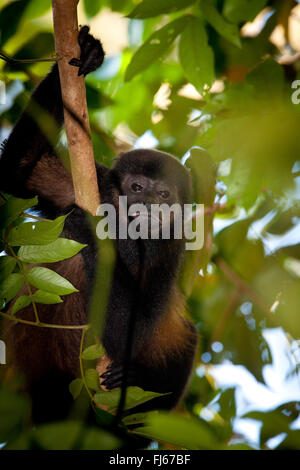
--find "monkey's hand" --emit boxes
[99,362,137,391]
[69,25,105,76]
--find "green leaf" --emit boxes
[246,58,284,96]
[23,0,51,19]
[244,402,300,446]
[179,148,216,294]
[18,238,86,263]
[0,273,24,304]
[34,421,82,450]
[200,0,241,47]
[125,16,191,81]
[0,256,16,280]
[32,290,63,304]
[83,0,102,18]
[0,0,30,47]
[7,215,66,246]
[94,386,167,412]
[0,197,38,228]
[69,378,84,400]
[122,410,159,426]
[223,0,267,24]
[86,84,114,109]
[0,389,29,443]
[278,430,300,450]
[128,0,196,18]
[133,413,221,449]
[80,427,121,450]
[82,343,105,360]
[179,16,214,91]
[85,368,100,391]
[10,295,31,315]
[218,388,236,421]
[27,267,78,295]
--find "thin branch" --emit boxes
[0,50,57,64]
[215,257,276,324]
[211,290,241,343]
[79,328,97,407]
[21,212,51,222]
[0,311,88,330]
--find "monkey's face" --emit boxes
[121,174,178,207]
[111,148,191,240]
[120,173,182,237]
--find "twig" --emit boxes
[0,311,88,330]
[211,291,241,343]
[21,212,51,222]
[215,257,276,324]
[79,328,97,408]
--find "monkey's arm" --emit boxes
[0,64,64,199]
[0,26,104,202]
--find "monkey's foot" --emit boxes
[69,25,105,76]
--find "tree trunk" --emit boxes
[52,0,100,215]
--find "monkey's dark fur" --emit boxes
[0,27,197,423]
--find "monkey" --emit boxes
[0,26,198,424]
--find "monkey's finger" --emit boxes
[69,58,81,68]
[78,45,104,76]
[101,364,123,378]
[101,370,136,390]
[101,371,123,384]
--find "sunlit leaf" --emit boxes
[0,256,16,280]
[223,0,267,23]
[133,413,221,449]
[23,0,51,19]
[18,238,86,263]
[0,0,30,46]
[179,16,214,91]
[27,267,78,295]
[7,215,66,246]
[94,387,167,412]
[128,0,196,18]
[34,421,82,450]
[125,16,191,81]
[69,378,84,400]
[82,343,105,360]
[85,368,100,391]
[32,289,63,304]
[83,0,102,18]
[200,0,241,47]
[0,273,24,304]
[0,197,38,229]
[10,295,31,315]
[0,389,29,443]
[80,427,121,450]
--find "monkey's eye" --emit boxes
[131,182,143,192]
[159,190,170,199]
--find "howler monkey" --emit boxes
[0,27,197,422]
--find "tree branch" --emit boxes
[52,0,100,215]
